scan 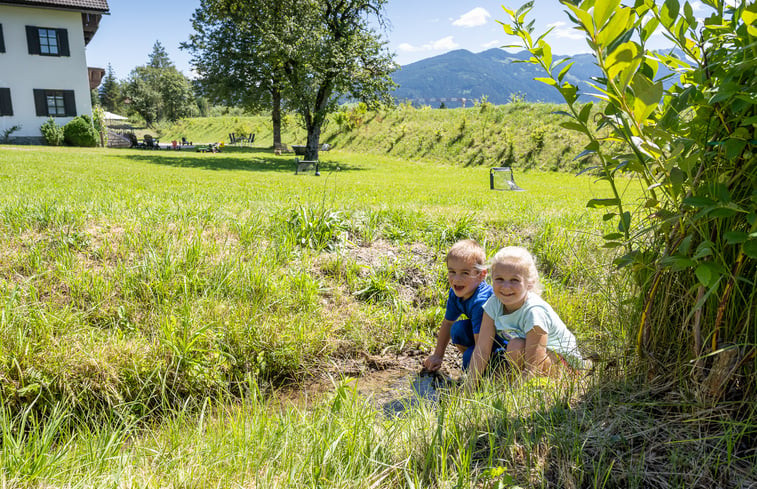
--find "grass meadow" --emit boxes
[1,144,752,488]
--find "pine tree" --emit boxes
[148,41,174,69]
[98,63,122,113]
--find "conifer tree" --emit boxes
[98,63,123,113]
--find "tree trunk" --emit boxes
[271,86,282,149]
[305,122,321,161]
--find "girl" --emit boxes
[469,246,583,385]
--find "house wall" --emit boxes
[0,5,92,142]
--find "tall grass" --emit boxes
[3,375,754,488]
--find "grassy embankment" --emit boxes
[154,102,590,172]
[1,105,753,487]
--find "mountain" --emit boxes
[390,48,602,107]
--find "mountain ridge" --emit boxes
[390,48,602,107]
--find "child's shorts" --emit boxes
[450,319,508,371]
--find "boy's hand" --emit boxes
[423,354,443,371]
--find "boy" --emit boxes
[424,239,507,372]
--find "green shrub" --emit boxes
[63,115,99,147]
[285,205,348,251]
[2,124,22,143]
[91,105,108,146]
[40,118,64,146]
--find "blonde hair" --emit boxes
[446,239,487,271]
[490,246,543,294]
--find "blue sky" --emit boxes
[85,0,680,79]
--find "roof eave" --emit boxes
[0,1,109,14]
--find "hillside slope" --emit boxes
[157,102,593,172]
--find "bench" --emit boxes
[295,158,320,176]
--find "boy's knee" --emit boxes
[450,319,474,348]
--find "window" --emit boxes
[46,92,65,116]
[26,26,70,57]
[39,28,59,55]
[0,24,5,53]
[0,88,12,116]
[33,89,75,117]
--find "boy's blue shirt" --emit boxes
[444,281,493,334]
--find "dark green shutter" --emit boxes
[57,29,69,56]
[63,91,76,116]
[0,88,12,116]
[0,24,5,53]
[33,89,48,116]
[26,26,41,55]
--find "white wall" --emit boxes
[0,5,92,139]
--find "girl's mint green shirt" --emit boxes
[483,292,583,367]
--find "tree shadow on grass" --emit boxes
[120,148,366,174]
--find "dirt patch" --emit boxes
[275,347,464,411]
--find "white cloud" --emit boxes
[398,36,460,53]
[547,21,585,40]
[432,36,460,50]
[481,39,502,49]
[398,42,418,52]
[452,7,491,28]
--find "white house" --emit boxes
[0,0,109,144]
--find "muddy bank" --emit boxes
[274,348,464,412]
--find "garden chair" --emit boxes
[126,132,140,148]
[143,134,160,149]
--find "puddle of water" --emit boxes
[269,353,464,416]
[381,370,459,417]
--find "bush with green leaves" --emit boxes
[502,0,756,401]
[63,115,99,147]
[2,124,22,143]
[91,105,107,146]
[39,118,64,146]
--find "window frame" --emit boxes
[26,26,70,57]
[38,28,59,55]
[33,89,76,117]
[46,92,66,116]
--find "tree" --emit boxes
[280,0,397,160]
[147,40,173,69]
[99,63,123,113]
[503,0,756,401]
[125,66,161,125]
[184,0,287,148]
[186,0,397,160]
[125,41,198,124]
